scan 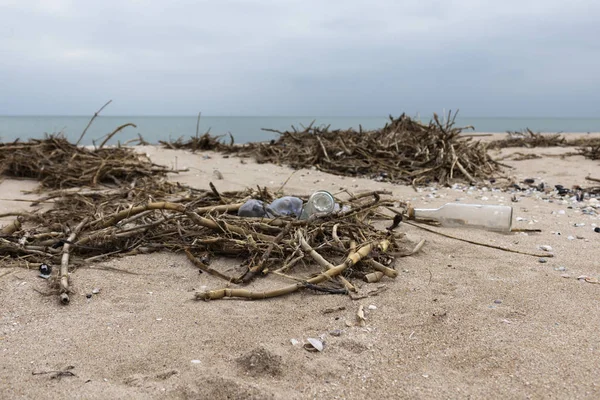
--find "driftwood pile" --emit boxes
[0,135,173,189]
[577,141,600,160]
[159,132,234,153]
[165,112,503,186]
[238,113,502,186]
[0,135,413,304]
[487,129,567,149]
[489,128,600,160]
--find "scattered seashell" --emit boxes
[191,360,201,364]
[290,339,299,346]
[304,338,324,352]
[92,288,101,294]
[539,245,553,252]
[368,305,377,310]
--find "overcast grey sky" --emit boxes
[0,0,598,116]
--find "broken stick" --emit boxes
[59,217,89,304]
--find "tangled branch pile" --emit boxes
[1,136,413,304]
[488,129,567,149]
[159,132,234,152]
[164,112,502,186]
[488,129,600,160]
[576,141,600,160]
[235,113,501,186]
[0,135,173,189]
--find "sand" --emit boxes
[1,135,599,399]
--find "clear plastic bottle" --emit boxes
[267,196,303,218]
[238,199,268,217]
[408,203,513,232]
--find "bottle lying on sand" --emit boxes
[407,203,513,232]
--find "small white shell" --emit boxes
[306,338,324,352]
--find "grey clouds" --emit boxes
[0,0,598,116]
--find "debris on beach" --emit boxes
[0,135,174,189]
[488,129,600,158]
[488,129,567,149]
[0,135,418,304]
[159,132,233,152]
[236,112,501,186]
[164,111,502,187]
[2,115,596,305]
[577,142,600,160]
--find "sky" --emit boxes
[0,0,599,117]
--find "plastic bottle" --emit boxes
[238,199,268,218]
[299,191,336,220]
[408,203,513,232]
[267,196,303,218]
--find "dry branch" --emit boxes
[59,218,89,304]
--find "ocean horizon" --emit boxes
[1,115,599,146]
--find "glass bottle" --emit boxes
[408,203,513,232]
[299,191,336,220]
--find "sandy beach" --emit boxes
[1,134,599,399]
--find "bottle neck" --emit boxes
[408,205,441,221]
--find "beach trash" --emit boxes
[408,203,513,232]
[239,191,336,220]
[300,191,336,220]
[267,196,303,218]
[39,263,52,279]
[238,199,268,218]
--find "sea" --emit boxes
[1,116,599,146]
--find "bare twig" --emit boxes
[404,220,552,258]
[76,100,112,146]
[196,112,202,138]
[59,217,89,304]
[99,123,137,148]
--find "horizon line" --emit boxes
[1,114,599,119]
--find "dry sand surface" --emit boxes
[1,135,600,399]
